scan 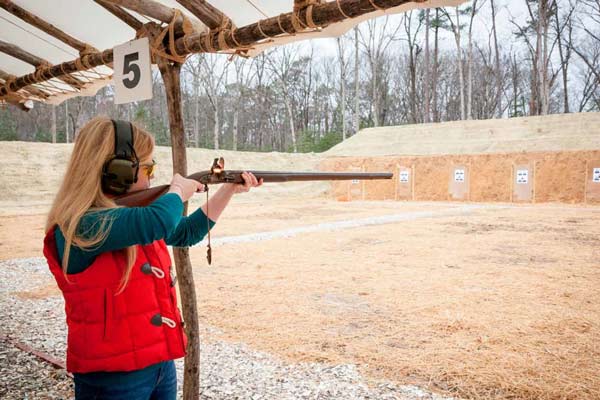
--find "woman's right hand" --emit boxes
[168,174,203,202]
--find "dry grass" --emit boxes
[2,200,599,399]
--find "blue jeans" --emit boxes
[73,360,177,400]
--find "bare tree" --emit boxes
[336,36,349,140]
[466,0,483,120]
[553,0,576,113]
[358,17,402,126]
[231,57,255,150]
[402,11,423,123]
[490,0,503,117]
[182,57,202,147]
[424,9,431,123]
[196,54,229,150]
[353,27,360,133]
[441,6,466,120]
[266,45,303,153]
[432,8,442,122]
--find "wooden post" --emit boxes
[394,164,399,201]
[157,55,201,400]
[510,164,514,203]
[411,164,415,201]
[466,164,470,202]
[532,161,537,203]
[584,160,589,204]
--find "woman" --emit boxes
[43,116,261,399]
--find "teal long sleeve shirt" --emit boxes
[54,193,215,274]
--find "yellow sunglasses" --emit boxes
[140,159,156,177]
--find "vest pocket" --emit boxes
[103,288,113,341]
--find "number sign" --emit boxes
[516,169,529,184]
[399,171,410,183]
[113,38,152,104]
[454,169,465,182]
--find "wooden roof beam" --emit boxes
[0,39,85,89]
[294,0,323,12]
[1,92,33,110]
[0,1,113,73]
[0,0,98,54]
[175,0,413,55]
[94,0,143,31]
[175,0,234,30]
[103,0,194,36]
[0,68,48,99]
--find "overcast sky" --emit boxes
[302,0,535,58]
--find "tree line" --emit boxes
[1,0,598,153]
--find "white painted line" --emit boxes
[196,204,499,247]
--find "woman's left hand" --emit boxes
[225,172,263,194]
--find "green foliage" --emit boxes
[133,105,170,146]
[293,129,343,153]
[34,130,53,143]
[0,109,17,140]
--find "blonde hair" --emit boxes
[46,116,155,294]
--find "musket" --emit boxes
[115,157,393,207]
[115,158,393,264]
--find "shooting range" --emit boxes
[1,0,599,399]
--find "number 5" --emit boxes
[123,52,140,89]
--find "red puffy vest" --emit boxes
[43,227,187,373]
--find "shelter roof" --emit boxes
[0,0,463,109]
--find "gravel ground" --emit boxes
[0,257,455,400]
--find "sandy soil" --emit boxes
[325,112,600,157]
[3,198,599,400]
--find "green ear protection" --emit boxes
[101,120,139,195]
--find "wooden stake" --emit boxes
[156,42,201,399]
[584,160,589,204]
[411,164,415,201]
[510,164,514,202]
[394,164,399,201]
[532,161,537,203]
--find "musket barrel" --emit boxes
[231,171,393,183]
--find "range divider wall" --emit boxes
[320,151,600,204]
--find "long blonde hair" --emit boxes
[46,116,155,294]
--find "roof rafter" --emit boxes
[0,68,48,99]
[94,0,143,31]
[0,0,98,54]
[103,0,197,36]
[0,39,85,89]
[175,0,413,55]
[175,0,234,30]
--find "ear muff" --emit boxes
[102,120,139,195]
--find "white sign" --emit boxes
[351,179,360,184]
[454,169,465,182]
[399,171,410,183]
[516,169,529,184]
[594,168,600,183]
[113,38,152,104]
